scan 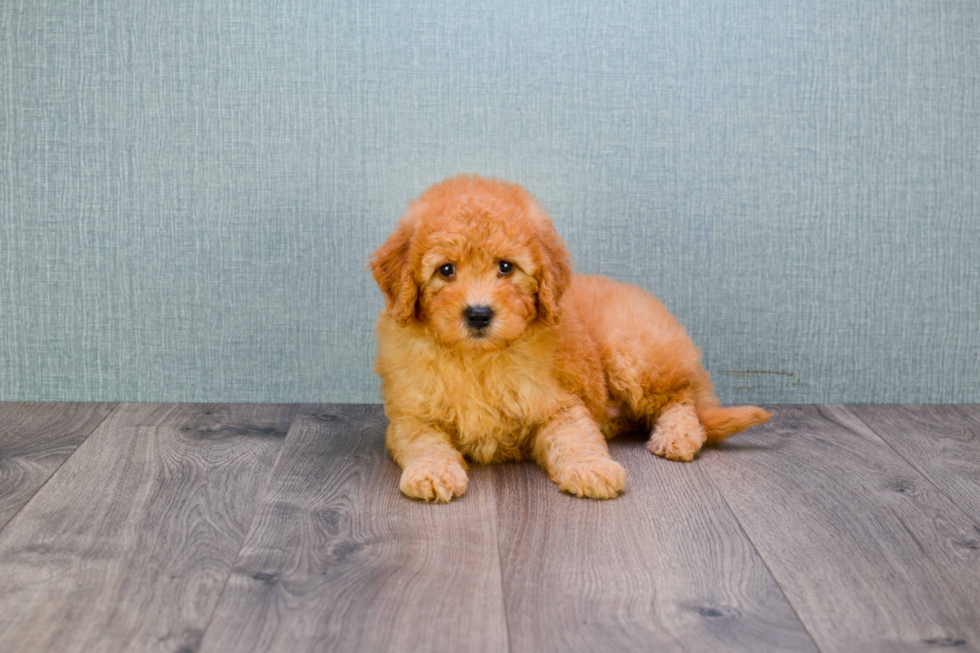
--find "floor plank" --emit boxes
[848,405,980,521]
[0,403,296,653]
[702,405,980,653]
[0,402,117,530]
[491,436,819,653]
[199,405,508,653]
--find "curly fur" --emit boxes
[370,174,771,502]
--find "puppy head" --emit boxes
[369,175,571,350]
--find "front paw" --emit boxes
[553,458,627,500]
[399,460,469,503]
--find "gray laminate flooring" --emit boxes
[0,403,978,653]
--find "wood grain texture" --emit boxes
[491,436,818,653]
[0,402,117,530]
[199,405,508,653]
[0,403,296,653]
[848,405,980,521]
[702,405,980,653]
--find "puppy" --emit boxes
[369,175,770,502]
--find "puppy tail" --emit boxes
[698,405,772,443]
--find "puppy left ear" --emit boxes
[534,216,572,326]
[368,219,418,325]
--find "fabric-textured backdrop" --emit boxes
[2,1,978,403]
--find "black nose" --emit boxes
[464,305,494,330]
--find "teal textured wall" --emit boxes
[2,1,978,403]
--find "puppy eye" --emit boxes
[438,263,456,278]
[498,260,515,275]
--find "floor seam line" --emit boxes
[0,402,121,537]
[842,405,980,524]
[196,403,302,649]
[488,468,515,653]
[697,450,827,653]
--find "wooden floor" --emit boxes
[1,404,979,652]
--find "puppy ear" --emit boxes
[534,219,572,326]
[369,220,418,325]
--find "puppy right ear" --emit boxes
[369,220,418,325]
[529,203,572,326]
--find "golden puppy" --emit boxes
[369,175,770,502]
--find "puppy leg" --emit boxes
[647,403,706,462]
[533,405,627,499]
[386,418,468,503]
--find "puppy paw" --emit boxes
[647,420,706,462]
[400,460,468,503]
[647,433,700,462]
[553,458,627,499]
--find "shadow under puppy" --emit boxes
[369,175,770,502]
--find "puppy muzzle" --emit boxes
[463,305,494,332]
